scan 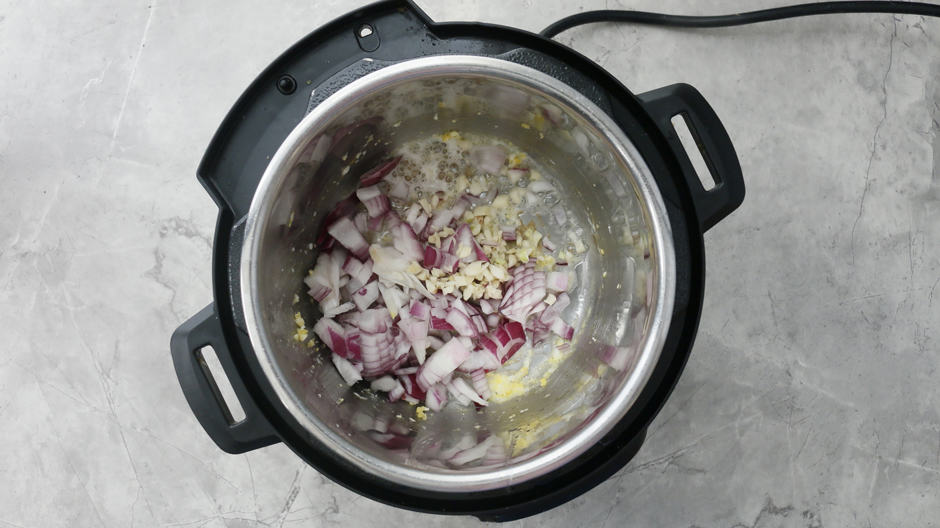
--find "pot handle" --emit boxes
[171,304,279,453]
[638,83,745,232]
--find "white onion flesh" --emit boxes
[305,155,584,414]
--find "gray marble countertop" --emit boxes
[3,1,938,526]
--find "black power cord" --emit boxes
[540,1,940,37]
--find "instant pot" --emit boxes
[171,0,745,520]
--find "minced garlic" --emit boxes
[293,312,308,343]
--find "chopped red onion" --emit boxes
[359,156,401,187]
[313,318,344,350]
[329,117,382,154]
[550,318,574,340]
[401,373,426,402]
[441,252,460,272]
[388,382,405,402]
[481,437,507,466]
[477,321,526,363]
[323,301,355,318]
[366,212,385,231]
[359,330,393,350]
[526,323,550,346]
[355,308,390,334]
[304,278,332,303]
[488,84,530,114]
[356,185,391,218]
[388,421,411,436]
[317,196,359,247]
[384,209,403,231]
[478,298,495,315]
[430,314,455,331]
[600,344,633,371]
[446,382,471,406]
[353,211,368,233]
[499,267,546,323]
[429,295,450,310]
[423,246,459,273]
[370,375,398,393]
[345,332,362,361]
[327,217,370,260]
[404,203,422,229]
[440,233,457,255]
[351,281,379,311]
[445,308,477,337]
[305,252,343,307]
[539,104,564,125]
[417,336,471,390]
[426,196,461,231]
[458,350,501,373]
[352,259,374,291]
[341,255,363,284]
[452,195,471,220]
[370,245,432,297]
[425,383,448,411]
[449,377,488,406]
[411,213,428,235]
[441,372,454,386]
[331,353,361,386]
[405,203,420,223]
[392,223,424,262]
[361,351,399,377]
[309,146,587,410]
[528,180,555,193]
[467,315,484,335]
[388,177,409,200]
[408,300,431,320]
[546,271,569,292]
[368,431,412,450]
[454,223,489,263]
[530,305,549,326]
[450,298,470,317]
[397,317,429,364]
[470,369,492,400]
[538,292,570,325]
[449,436,497,466]
[601,308,646,370]
[438,434,476,460]
[372,414,391,434]
[350,410,374,432]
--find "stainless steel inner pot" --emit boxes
[241,56,675,491]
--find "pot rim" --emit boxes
[240,55,676,492]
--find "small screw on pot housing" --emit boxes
[276,75,297,95]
